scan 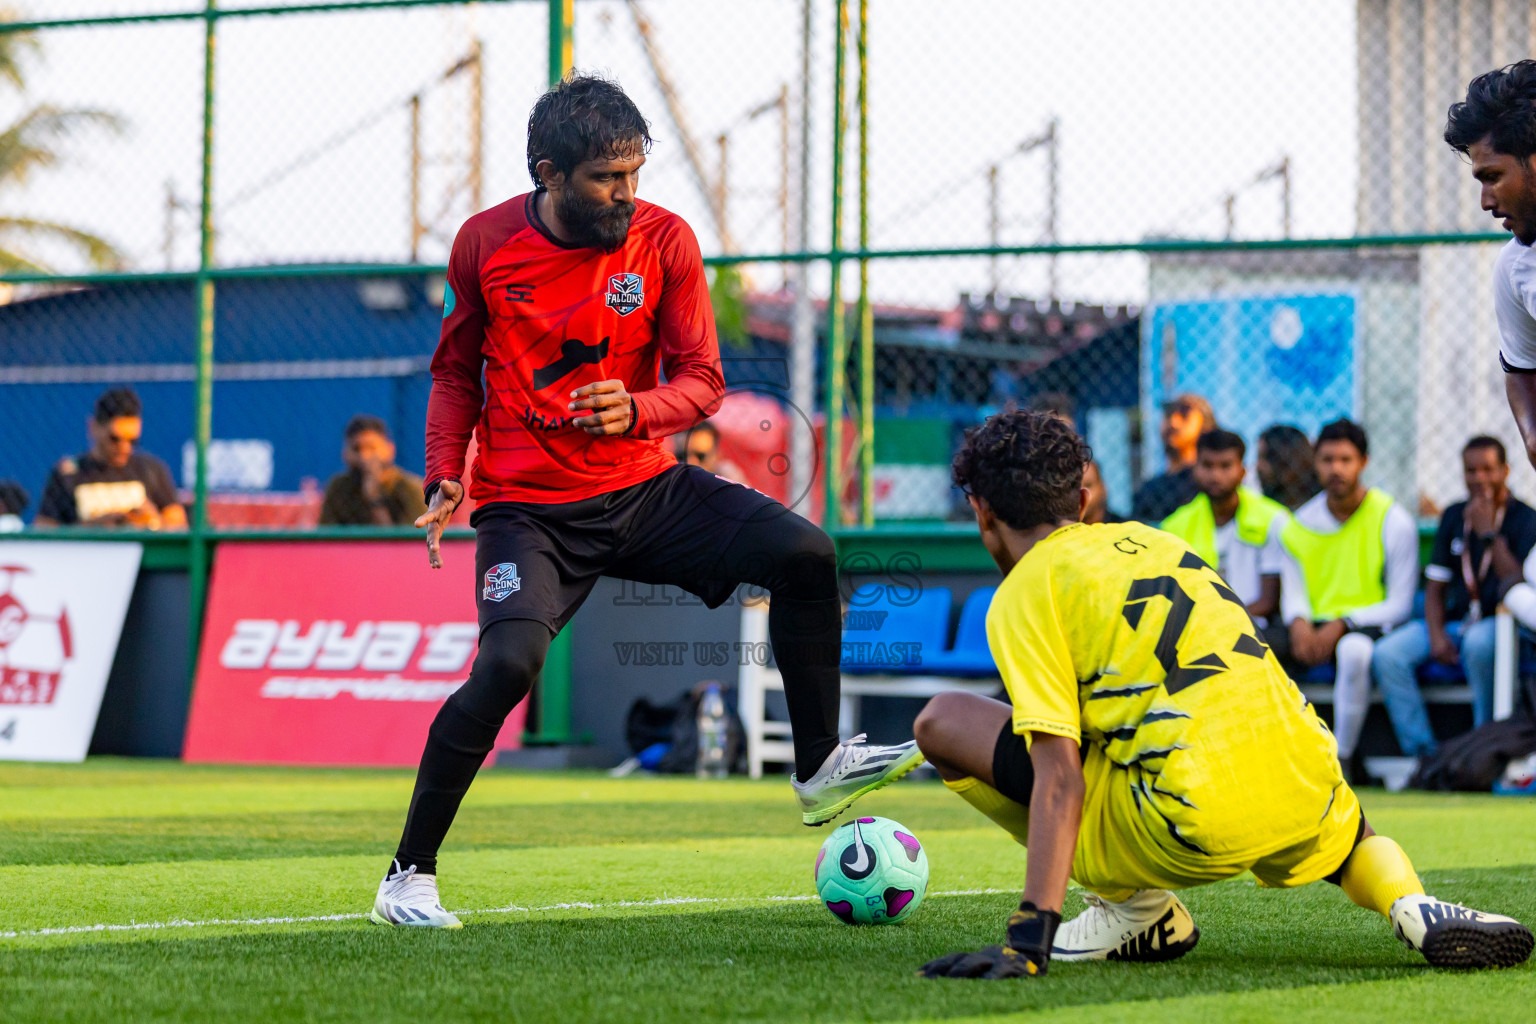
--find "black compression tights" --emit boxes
[391,617,550,876]
[389,508,841,877]
[720,506,842,779]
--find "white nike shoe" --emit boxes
[1390,894,1532,968]
[791,734,926,826]
[1051,889,1199,963]
[370,860,463,929]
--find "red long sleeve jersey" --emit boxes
[425,193,725,503]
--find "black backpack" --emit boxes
[624,682,746,775]
[1409,676,1536,791]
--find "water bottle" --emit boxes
[696,682,728,779]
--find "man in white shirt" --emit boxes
[1443,61,1536,469]
[1278,420,1419,774]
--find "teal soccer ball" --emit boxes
[814,816,929,925]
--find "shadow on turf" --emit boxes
[5,876,1531,1024]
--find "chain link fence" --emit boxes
[0,0,1530,534]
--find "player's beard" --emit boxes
[558,189,636,253]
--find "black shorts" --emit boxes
[991,721,1036,805]
[470,464,782,635]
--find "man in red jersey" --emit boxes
[371,76,923,929]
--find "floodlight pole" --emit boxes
[987,164,1000,300]
[409,94,423,260]
[187,0,218,689]
[468,38,484,215]
[990,119,1059,302]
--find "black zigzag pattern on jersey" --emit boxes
[1087,682,1158,700]
[1141,709,1192,724]
[1177,551,1211,572]
[1163,816,1208,854]
[1233,632,1270,659]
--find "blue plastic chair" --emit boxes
[841,584,952,674]
[923,586,999,677]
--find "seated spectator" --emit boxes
[1372,436,1536,759]
[1279,419,1418,777]
[680,421,746,482]
[35,387,186,530]
[1160,429,1289,628]
[0,480,27,532]
[1131,393,1215,522]
[1256,424,1321,511]
[1081,460,1124,524]
[319,415,427,526]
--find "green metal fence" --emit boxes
[1,0,1530,738]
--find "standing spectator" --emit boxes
[35,388,186,530]
[1131,393,1215,522]
[319,415,428,526]
[0,480,27,532]
[1160,430,1290,626]
[1257,424,1321,510]
[1080,460,1123,525]
[1372,436,1536,758]
[1280,419,1418,777]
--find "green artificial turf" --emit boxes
[1,760,1531,1023]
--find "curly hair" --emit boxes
[952,409,1093,531]
[1445,60,1536,159]
[527,74,653,192]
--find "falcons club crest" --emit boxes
[604,273,644,316]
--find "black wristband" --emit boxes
[1004,901,1061,975]
[423,478,456,507]
[620,397,638,437]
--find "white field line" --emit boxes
[0,888,1017,941]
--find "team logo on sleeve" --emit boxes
[482,563,522,603]
[605,273,645,316]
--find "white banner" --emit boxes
[0,541,142,762]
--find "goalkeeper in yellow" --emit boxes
[914,409,1532,979]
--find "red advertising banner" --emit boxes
[184,541,524,765]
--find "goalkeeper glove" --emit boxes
[918,901,1061,979]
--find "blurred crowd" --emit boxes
[1107,393,1536,782]
[4,384,1526,775]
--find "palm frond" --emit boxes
[0,105,127,187]
[0,215,123,270]
[0,12,41,92]
[0,244,48,274]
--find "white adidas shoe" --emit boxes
[791,734,926,826]
[1051,889,1200,962]
[370,860,463,929]
[1390,894,1532,968]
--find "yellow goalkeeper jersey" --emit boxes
[986,521,1350,871]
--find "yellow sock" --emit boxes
[1339,835,1425,917]
[944,776,1030,847]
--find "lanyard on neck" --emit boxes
[1461,503,1506,622]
